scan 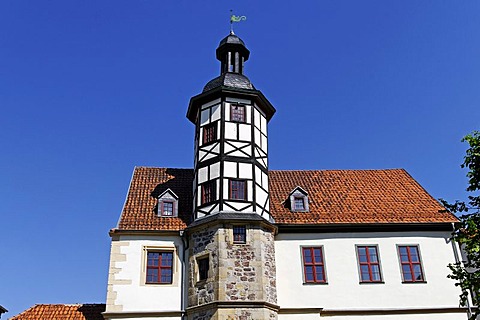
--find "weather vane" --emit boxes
[230,10,246,34]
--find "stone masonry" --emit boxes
[187,215,278,320]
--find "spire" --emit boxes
[216,33,250,75]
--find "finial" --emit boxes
[230,10,246,34]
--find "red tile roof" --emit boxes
[115,167,456,231]
[10,304,105,320]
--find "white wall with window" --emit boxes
[105,235,184,317]
[275,230,465,319]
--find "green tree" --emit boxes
[440,131,480,320]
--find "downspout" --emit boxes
[180,230,189,320]
[450,222,474,318]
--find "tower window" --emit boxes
[197,256,209,281]
[203,122,217,145]
[233,226,247,243]
[229,179,247,200]
[146,251,173,284]
[231,105,245,123]
[201,181,216,205]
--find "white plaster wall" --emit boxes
[275,231,463,312]
[239,123,251,141]
[107,235,184,313]
[225,122,237,140]
[278,313,465,320]
[239,163,252,179]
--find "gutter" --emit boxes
[180,230,189,320]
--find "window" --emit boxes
[398,245,425,282]
[146,251,173,284]
[294,197,305,211]
[229,179,247,200]
[160,201,174,216]
[302,247,326,283]
[288,187,309,212]
[233,226,247,243]
[201,181,216,205]
[357,246,382,283]
[231,105,245,123]
[197,256,209,281]
[157,189,178,217]
[203,122,217,145]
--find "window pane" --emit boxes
[402,265,412,281]
[360,265,370,281]
[368,247,378,262]
[358,247,367,262]
[161,269,172,283]
[409,247,419,262]
[371,265,381,281]
[303,249,312,264]
[161,252,173,266]
[305,266,314,281]
[313,248,322,263]
[413,264,423,281]
[315,266,324,281]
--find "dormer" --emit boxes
[157,189,179,217]
[288,186,309,212]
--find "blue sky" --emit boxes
[1,0,479,317]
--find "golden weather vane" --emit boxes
[230,10,247,34]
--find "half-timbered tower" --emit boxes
[186,31,275,222]
[184,32,279,319]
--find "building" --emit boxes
[103,32,470,320]
[10,304,105,320]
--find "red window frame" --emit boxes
[231,104,245,123]
[229,179,247,200]
[233,226,247,243]
[201,181,215,205]
[302,247,326,283]
[160,201,174,216]
[357,246,382,283]
[398,245,425,282]
[146,251,173,284]
[203,122,217,145]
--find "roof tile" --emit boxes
[10,304,105,320]
[116,167,457,231]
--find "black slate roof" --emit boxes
[203,73,255,92]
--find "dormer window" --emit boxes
[157,189,179,217]
[294,197,305,211]
[288,186,309,212]
[161,201,174,216]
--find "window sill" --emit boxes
[401,281,427,284]
[303,282,328,285]
[359,281,385,285]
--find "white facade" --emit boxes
[104,234,185,320]
[275,230,466,319]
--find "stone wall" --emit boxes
[187,218,278,320]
